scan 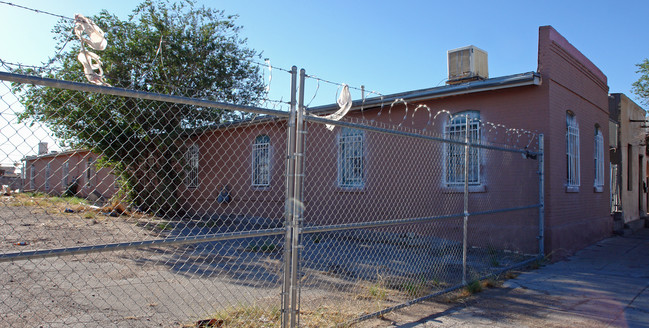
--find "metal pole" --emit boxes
[462,114,469,285]
[281,66,298,328]
[538,134,545,258]
[289,68,306,327]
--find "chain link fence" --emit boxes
[0,67,542,327]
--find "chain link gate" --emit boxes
[286,70,545,326]
[0,68,297,328]
[0,65,543,327]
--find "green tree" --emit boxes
[633,58,649,106]
[16,0,265,216]
[632,58,649,154]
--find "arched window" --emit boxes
[445,111,481,186]
[252,135,271,187]
[566,111,580,190]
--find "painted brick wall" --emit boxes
[538,26,611,257]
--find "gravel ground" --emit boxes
[0,195,540,327]
[0,198,282,327]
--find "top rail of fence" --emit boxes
[0,71,291,119]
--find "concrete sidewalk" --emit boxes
[368,228,649,328]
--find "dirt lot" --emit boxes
[0,195,400,327]
[0,194,542,327]
[0,195,285,327]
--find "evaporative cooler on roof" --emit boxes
[447,45,488,84]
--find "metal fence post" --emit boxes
[288,68,306,327]
[462,114,469,285]
[282,66,298,328]
[538,134,545,258]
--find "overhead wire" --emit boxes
[0,1,74,21]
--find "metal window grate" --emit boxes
[337,128,365,187]
[44,163,50,191]
[252,135,271,186]
[445,112,481,186]
[610,164,621,212]
[594,128,604,189]
[62,161,69,188]
[566,114,580,187]
[184,144,200,188]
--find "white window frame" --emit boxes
[87,157,95,188]
[185,144,199,188]
[62,161,69,188]
[29,164,35,190]
[444,111,481,187]
[252,135,271,187]
[45,163,51,191]
[594,127,604,192]
[337,128,365,188]
[610,164,621,213]
[566,112,580,191]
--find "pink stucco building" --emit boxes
[177,26,611,257]
[22,26,615,257]
[23,145,116,201]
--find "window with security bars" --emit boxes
[445,111,481,186]
[87,157,96,188]
[566,112,580,190]
[610,164,621,213]
[185,144,199,188]
[594,127,604,192]
[62,161,69,188]
[252,135,271,187]
[29,164,35,190]
[337,128,364,188]
[45,163,51,191]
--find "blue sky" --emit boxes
[0,0,648,165]
[1,0,648,106]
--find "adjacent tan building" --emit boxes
[609,93,648,231]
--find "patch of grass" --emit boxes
[245,241,279,253]
[83,211,98,220]
[195,304,280,328]
[464,279,483,294]
[402,275,429,298]
[504,271,520,280]
[487,245,501,267]
[156,222,173,231]
[529,257,547,270]
[368,283,388,301]
[482,278,498,288]
[4,192,91,211]
[189,303,356,328]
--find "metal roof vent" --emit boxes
[447,45,488,84]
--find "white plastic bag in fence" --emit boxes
[74,14,110,86]
[77,50,106,86]
[319,84,352,131]
[74,14,107,51]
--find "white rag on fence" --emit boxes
[319,84,352,131]
[74,14,110,86]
